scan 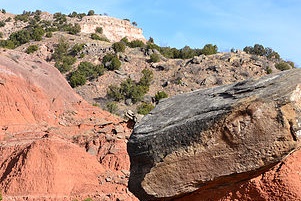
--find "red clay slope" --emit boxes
[0,49,136,201]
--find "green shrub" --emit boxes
[244,44,281,60]
[128,39,145,48]
[0,39,15,49]
[95,27,103,34]
[5,17,11,22]
[83,198,93,201]
[155,91,168,102]
[137,103,154,115]
[53,12,67,24]
[180,45,196,59]
[159,47,180,59]
[45,32,53,38]
[25,45,39,54]
[201,44,218,55]
[149,53,160,63]
[112,41,126,53]
[60,23,81,35]
[106,101,118,114]
[0,190,2,201]
[30,26,45,41]
[9,29,31,47]
[68,11,78,18]
[88,10,95,16]
[69,71,86,87]
[107,69,153,104]
[77,61,105,79]
[107,85,124,101]
[52,38,69,60]
[102,54,121,70]
[286,61,295,68]
[70,43,85,56]
[139,69,153,88]
[55,55,76,73]
[0,32,3,38]
[0,21,5,27]
[275,62,291,71]
[91,33,101,40]
[14,13,30,22]
[91,33,110,42]
[266,66,272,74]
[120,37,129,44]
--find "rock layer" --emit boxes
[0,49,137,201]
[128,69,301,200]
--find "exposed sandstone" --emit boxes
[128,69,301,200]
[0,49,137,201]
[174,148,301,201]
[79,16,146,42]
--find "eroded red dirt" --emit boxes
[0,49,137,201]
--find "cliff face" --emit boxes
[80,16,146,42]
[0,12,146,43]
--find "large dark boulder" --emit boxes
[127,69,301,200]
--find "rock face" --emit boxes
[173,148,301,201]
[128,69,301,200]
[79,16,146,42]
[0,49,137,201]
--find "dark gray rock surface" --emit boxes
[128,69,301,200]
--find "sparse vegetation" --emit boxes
[69,61,105,87]
[106,101,118,114]
[95,27,103,34]
[155,91,168,102]
[137,102,154,115]
[14,11,31,22]
[102,53,121,70]
[0,21,6,27]
[107,69,153,104]
[45,32,53,38]
[69,71,86,87]
[201,44,218,55]
[52,39,77,73]
[25,45,39,54]
[112,41,126,53]
[275,62,292,71]
[68,11,86,19]
[90,33,109,42]
[70,43,85,56]
[149,53,160,63]
[5,17,12,22]
[128,39,145,48]
[243,44,280,60]
[266,66,273,74]
[83,198,93,201]
[88,10,95,16]
[65,23,81,35]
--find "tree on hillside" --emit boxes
[201,44,218,55]
[88,10,95,16]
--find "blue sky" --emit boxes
[1,0,300,65]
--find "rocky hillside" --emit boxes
[0,10,293,120]
[0,9,297,201]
